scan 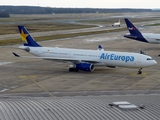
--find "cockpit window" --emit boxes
[147,58,153,60]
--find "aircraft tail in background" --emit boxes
[124,18,148,43]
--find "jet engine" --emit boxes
[75,63,94,71]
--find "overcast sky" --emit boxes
[0,0,160,9]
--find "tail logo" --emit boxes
[20,30,28,43]
[128,27,135,30]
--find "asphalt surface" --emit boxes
[0,26,160,95]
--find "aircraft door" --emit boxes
[137,55,141,64]
[68,52,72,58]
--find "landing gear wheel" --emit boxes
[137,68,142,74]
[138,71,142,74]
[69,68,74,72]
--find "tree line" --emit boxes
[0,6,154,14]
[0,11,10,17]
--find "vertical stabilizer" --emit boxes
[119,19,120,23]
[124,18,142,36]
[18,26,41,47]
[124,18,148,43]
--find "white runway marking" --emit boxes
[0,89,9,93]
[0,62,12,65]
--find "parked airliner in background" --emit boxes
[13,26,157,74]
[112,19,121,27]
[124,18,160,44]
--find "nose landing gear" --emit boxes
[138,68,142,74]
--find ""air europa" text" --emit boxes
[100,53,134,63]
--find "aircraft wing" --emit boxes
[13,52,99,64]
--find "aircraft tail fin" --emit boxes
[124,18,148,43]
[18,26,41,47]
[124,18,142,36]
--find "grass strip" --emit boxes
[0,23,95,35]
[147,23,160,26]
[0,27,127,46]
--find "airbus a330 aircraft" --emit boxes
[112,19,121,27]
[124,18,160,44]
[13,26,157,74]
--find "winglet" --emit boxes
[13,52,20,57]
[97,45,104,51]
[98,45,102,50]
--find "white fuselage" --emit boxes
[26,46,156,68]
[142,33,160,44]
[113,22,120,26]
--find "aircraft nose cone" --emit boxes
[147,59,157,67]
[153,60,157,65]
[151,60,157,65]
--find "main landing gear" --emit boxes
[69,68,79,72]
[138,68,142,74]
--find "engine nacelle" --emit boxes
[76,63,94,71]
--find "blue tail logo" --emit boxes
[128,27,135,31]
[18,26,41,47]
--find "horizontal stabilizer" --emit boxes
[13,52,20,57]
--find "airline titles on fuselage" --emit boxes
[100,53,135,63]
